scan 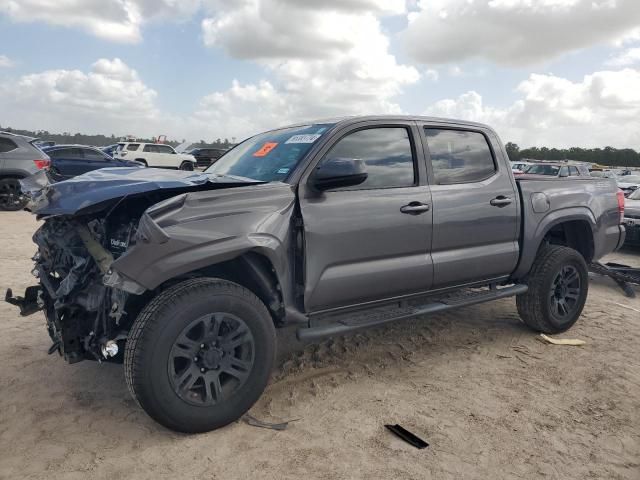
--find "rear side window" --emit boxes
[569,166,579,176]
[324,127,415,189]
[0,137,18,153]
[127,143,140,151]
[83,149,107,161]
[425,129,497,184]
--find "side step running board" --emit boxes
[297,284,528,341]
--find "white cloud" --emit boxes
[424,68,439,82]
[0,58,162,135]
[198,0,419,138]
[606,47,640,67]
[403,0,640,66]
[425,69,640,148]
[0,54,13,67]
[0,0,202,43]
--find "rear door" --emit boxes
[299,121,434,312]
[418,124,519,288]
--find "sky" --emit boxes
[0,0,639,148]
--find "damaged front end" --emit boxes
[7,167,261,364]
[8,214,139,363]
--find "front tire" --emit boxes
[516,245,588,334]
[124,278,276,433]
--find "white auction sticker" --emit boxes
[285,134,322,144]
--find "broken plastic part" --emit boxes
[5,286,43,316]
[384,424,429,449]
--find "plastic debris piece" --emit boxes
[538,334,586,346]
[385,424,429,449]
[243,414,297,431]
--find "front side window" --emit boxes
[0,137,18,153]
[322,127,415,189]
[207,123,334,182]
[425,128,496,184]
[127,143,140,151]
[156,145,174,154]
[569,166,579,176]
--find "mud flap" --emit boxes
[5,286,42,316]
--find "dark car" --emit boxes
[100,144,120,157]
[188,147,227,168]
[42,145,143,180]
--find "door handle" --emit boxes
[400,202,431,215]
[490,196,512,207]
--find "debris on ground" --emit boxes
[384,424,429,449]
[589,262,640,298]
[538,334,586,346]
[243,413,297,431]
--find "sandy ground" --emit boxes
[0,211,639,480]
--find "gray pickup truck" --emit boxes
[7,116,626,433]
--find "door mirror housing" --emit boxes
[309,158,368,191]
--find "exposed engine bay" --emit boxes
[26,211,140,363]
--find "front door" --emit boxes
[418,124,520,288]
[299,122,434,312]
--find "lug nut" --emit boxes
[200,344,205,348]
[200,368,205,373]
[193,357,198,361]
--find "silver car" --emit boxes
[0,131,50,211]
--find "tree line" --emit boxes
[0,126,236,149]
[505,142,640,167]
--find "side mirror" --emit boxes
[309,158,368,191]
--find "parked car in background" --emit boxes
[114,142,196,170]
[100,144,120,157]
[623,189,640,247]
[523,163,590,178]
[617,175,640,197]
[0,131,50,211]
[589,169,618,179]
[187,147,228,168]
[42,145,143,180]
[510,161,534,174]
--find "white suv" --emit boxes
[115,143,196,170]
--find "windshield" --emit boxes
[525,164,560,176]
[205,124,334,182]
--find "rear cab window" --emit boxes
[424,128,496,184]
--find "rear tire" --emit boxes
[124,278,276,433]
[516,245,588,334]
[0,178,27,211]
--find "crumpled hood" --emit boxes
[21,167,260,217]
